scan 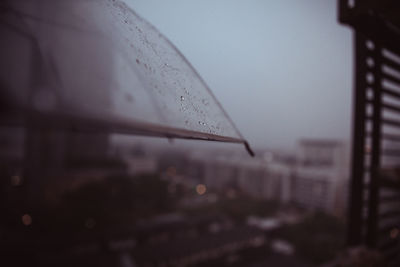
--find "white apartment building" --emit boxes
[292,139,349,216]
[191,153,292,203]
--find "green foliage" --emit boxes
[40,174,175,238]
[219,197,280,222]
[277,211,346,264]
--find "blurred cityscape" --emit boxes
[5,1,399,266]
[0,129,349,267]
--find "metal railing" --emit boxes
[339,1,400,265]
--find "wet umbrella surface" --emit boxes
[0,0,253,155]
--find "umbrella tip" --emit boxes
[244,141,255,157]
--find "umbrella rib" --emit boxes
[1,109,250,147]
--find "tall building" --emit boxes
[292,139,349,216]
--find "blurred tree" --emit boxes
[37,174,175,241]
[277,211,345,264]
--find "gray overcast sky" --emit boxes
[125,0,353,150]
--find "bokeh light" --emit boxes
[21,214,32,226]
[196,184,207,195]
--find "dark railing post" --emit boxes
[347,32,367,246]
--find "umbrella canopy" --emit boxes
[0,0,253,155]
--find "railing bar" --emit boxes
[380,177,400,189]
[383,118,400,127]
[381,133,400,142]
[383,103,400,113]
[382,88,400,100]
[383,72,400,86]
[381,195,400,202]
[380,210,400,219]
[382,149,400,157]
[383,55,400,71]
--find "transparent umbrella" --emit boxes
[0,0,253,156]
